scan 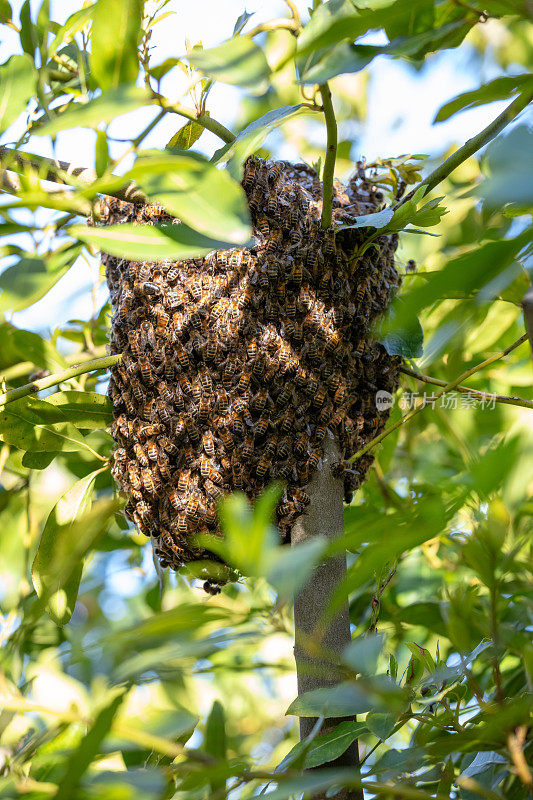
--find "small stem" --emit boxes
[0,347,109,383]
[399,365,533,409]
[350,334,528,463]
[319,83,337,229]
[152,92,235,144]
[283,0,302,29]
[0,354,121,407]
[400,91,533,206]
[247,18,299,37]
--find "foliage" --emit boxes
[0,0,532,799]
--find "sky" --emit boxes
[0,0,530,335]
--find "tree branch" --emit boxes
[0,354,121,407]
[399,365,533,409]
[319,83,337,229]
[522,285,533,361]
[1,347,109,383]
[349,334,529,462]
[400,90,533,206]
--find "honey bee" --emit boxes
[128,329,141,357]
[204,503,217,527]
[219,426,234,452]
[231,461,244,489]
[293,322,304,344]
[134,280,161,298]
[318,403,334,424]
[178,373,193,395]
[128,463,142,490]
[158,453,172,481]
[241,437,254,461]
[266,261,278,282]
[314,424,327,441]
[139,422,162,438]
[205,335,218,362]
[122,391,136,416]
[157,380,172,405]
[251,389,267,413]
[312,386,327,408]
[178,470,193,494]
[277,387,291,407]
[174,342,189,370]
[237,370,251,393]
[163,357,174,383]
[243,159,256,189]
[133,442,149,467]
[141,467,157,494]
[256,454,271,479]
[202,431,216,457]
[278,501,297,518]
[185,417,200,445]
[205,477,224,498]
[258,269,269,289]
[154,398,171,425]
[266,195,279,218]
[297,462,310,485]
[217,388,230,414]
[255,417,270,439]
[249,353,266,381]
[307,249,318,273]
[167,488,183,513]
[160,530,183,559]
[190,311,202,330]
[198,396,211,424]
[160,435,178,456]
[139,354,154,385]
[166,264,180,283]
[177,514,188,534]
[146,439,158,461]
[280,410,295,434]
[309,449,323,470]
[185,489,202,520]
[191,381,202,403]
[140,320,156,349]
[199,368,212,394]
[268,162,281,184]
[231,416,244,437]
[325,331,340,354]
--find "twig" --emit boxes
[0,347,108,383]
[399,91,533,206]
[319,83,337,229]
[0,354,121,407]
[507,727,533,789]
[522,285,533,360]
[152,92,235,144]
[399,365,533,409]
[349,334,529,463]
[283,0,302,29]
[0,146,144,203]
[247,18,299,37]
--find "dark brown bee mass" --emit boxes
[103,156,401,577]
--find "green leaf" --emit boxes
[90,0,142,91]
[213,105,307,178]
[127,151,251,244]
[343,633,384,676]
[478,125,533,210]
[48,5,94,56]
[278,721,366,771]
[0,244,81,312]
[376,297,424,358]
[0,322,66,372]
[366,711,396,741]
[166,119,206,151]
[21,450,55,470]
[19,0,34,55]
[0,54,35,134]
[0,0,12,24]
[45,391,113,430]
[434,75,533,122]
[205,700,227,793]
[337,208,394,231]
[52,688,126,799]
[287,681,377,718]
[188,37,270,93]
[68,221,248,262]
[31,470,98,624]
[36,86,153,137]
[0,396,95,455]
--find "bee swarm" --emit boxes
[104,156,401,583]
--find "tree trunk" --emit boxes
[291,436,363,800]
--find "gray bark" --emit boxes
[291,436,363,800]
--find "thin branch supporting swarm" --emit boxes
[291,437,363,800]
[401,91,533,205]
[319,83,337,229]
